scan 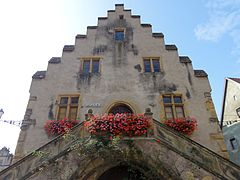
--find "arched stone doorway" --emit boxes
[97,165,147,180]
[108,103,133,114]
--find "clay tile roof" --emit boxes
[194,70,208,77]
[165,45,178,51]
[179,56,192,63]
[229,78,240,83]
[32,71,46,79]
[48,57,61,64]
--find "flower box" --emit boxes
[84,113,150,138]
[164,117,197,135]
[44,118,79,136]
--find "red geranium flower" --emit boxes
[164,117,197,135]
[84,113,150,138]
[44,118,79,136]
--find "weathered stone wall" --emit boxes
[14,4,226,161]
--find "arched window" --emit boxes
[108,103,133,115]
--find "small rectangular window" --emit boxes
[230,137,238,150]
[144,59,151,72]
[143,58,161,73]
[115,30,124,41]
[71,97,79,104]
[174,96,182,103]
[152,59,160,72]
[69,107,78,120]
[165,106,174,119]
[92,60,100,73]
[163,94,185,119]
[57,95,80,120]
[175,106,185,118]
[83,60,90,74]
[163,96,172,103]
[58,107,67,120]
[81,58,100,74]
[60,97,68,105]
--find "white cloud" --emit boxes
[195,12,239,41]
[195,0,240,41]
[195,0,240,62]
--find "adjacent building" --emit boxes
[0,147,13,172]
[221,78,240,165]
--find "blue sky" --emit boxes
[0,0,239,153]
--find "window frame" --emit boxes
[162,94,185,119]
[143,57,162,73]
[56,94,80,120]
[80,57,101,74]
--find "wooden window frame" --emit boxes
[56,95,80,120]
[80,58,101,74]
[163,94,185,119]
[143,57,162,73]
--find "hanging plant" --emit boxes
[164,117,197,135]
[44,118,79,136]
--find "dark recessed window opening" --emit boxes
[109,104,133,115]
[83,60,90,74]
[92,60,100,73]
[81,58,100,74]
[115,30,124,41]
[143,59,151,72]
[143,58,161,73]
[119,15,124,19]
[230,137,238,150]
[152,59,160,72]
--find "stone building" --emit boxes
[221,78,240,165]
[1,4,240,180]
[0,147,13,172]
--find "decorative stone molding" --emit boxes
[63,45,74,52]
[194,70,208,77]
[48,57,61,64]
[32,71,46,79]
[179,56,192,63]
[152,33,164,38]
[165,44,178,50]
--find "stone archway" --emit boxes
[108,103,133,114]
[97,165,147,180]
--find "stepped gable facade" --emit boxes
[1,4,238,180]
